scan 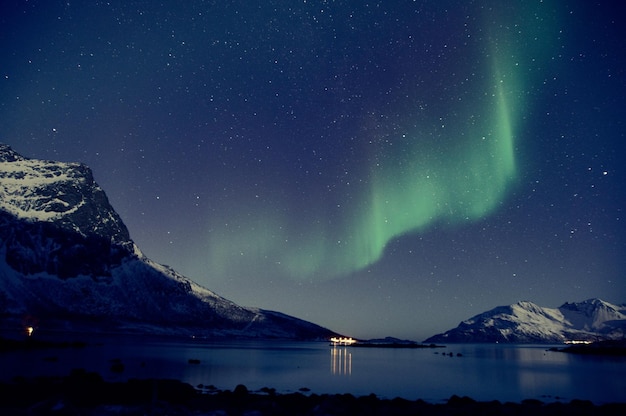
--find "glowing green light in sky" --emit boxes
[277,58,521,279]
[206,3,556,281]
[208,62,521,280]
[342,69,519,274]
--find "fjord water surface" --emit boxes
[2,338,625,404]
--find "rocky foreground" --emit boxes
[1,369,625,416]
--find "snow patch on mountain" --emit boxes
[0,144,336,339]
[424,299,626,344]
[0,144,130,245]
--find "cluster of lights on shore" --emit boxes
[330,337,357,346]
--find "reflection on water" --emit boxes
[330,345,352,375]
[1,338,625,403]
[472,344,571,364]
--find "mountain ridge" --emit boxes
[0,144,336,340]
[424,298,626,343]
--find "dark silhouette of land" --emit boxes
[550,339,626,356]
[1,369,624,415]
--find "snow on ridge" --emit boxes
[425,298,626,343]
[141,255,226,303]
[0,156,88,222]
[0,145,338,339]
[559,298,626,332]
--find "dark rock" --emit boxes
[109,359,124,373]
[521,398,544,406]
[1,373,626,415]
[234,384,249,396]
[448,394,477,406]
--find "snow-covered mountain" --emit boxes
[0,144,336,339]
[424,299,626,344]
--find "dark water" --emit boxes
[2,337,625,404]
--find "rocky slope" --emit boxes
[424,298,626,343]
[0,144,335,339]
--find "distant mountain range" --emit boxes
[0,144,336,340]
[424,298,626,343]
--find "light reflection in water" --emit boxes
[330,346,352,375]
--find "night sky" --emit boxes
[1,1,624,340]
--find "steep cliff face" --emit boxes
[0,144,133,279]
[0,144,336,339]
[424,299,626,343]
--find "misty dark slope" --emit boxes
[425,298,626,343]
[0,144,335,339]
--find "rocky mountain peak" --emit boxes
[0,145,130,243]
[0,144,26,162]
[425,298,626,343]
[559,298,625,332]
[0,145,133,278]
[0,145,336,339]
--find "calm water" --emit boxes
[2,337,625,404]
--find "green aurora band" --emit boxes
[279,66,519,278]
[207,3,558,281]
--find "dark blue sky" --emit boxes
[1,1,624,339]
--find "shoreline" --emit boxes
[1,370,625,415]
[3,336,625,414]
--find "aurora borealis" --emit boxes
[207,6,526,281]
[1,1,624,339]
[209,55,520,280]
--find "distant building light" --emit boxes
[330,337,357,345]
[564,340,593,345]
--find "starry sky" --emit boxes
[1,1,625,340]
